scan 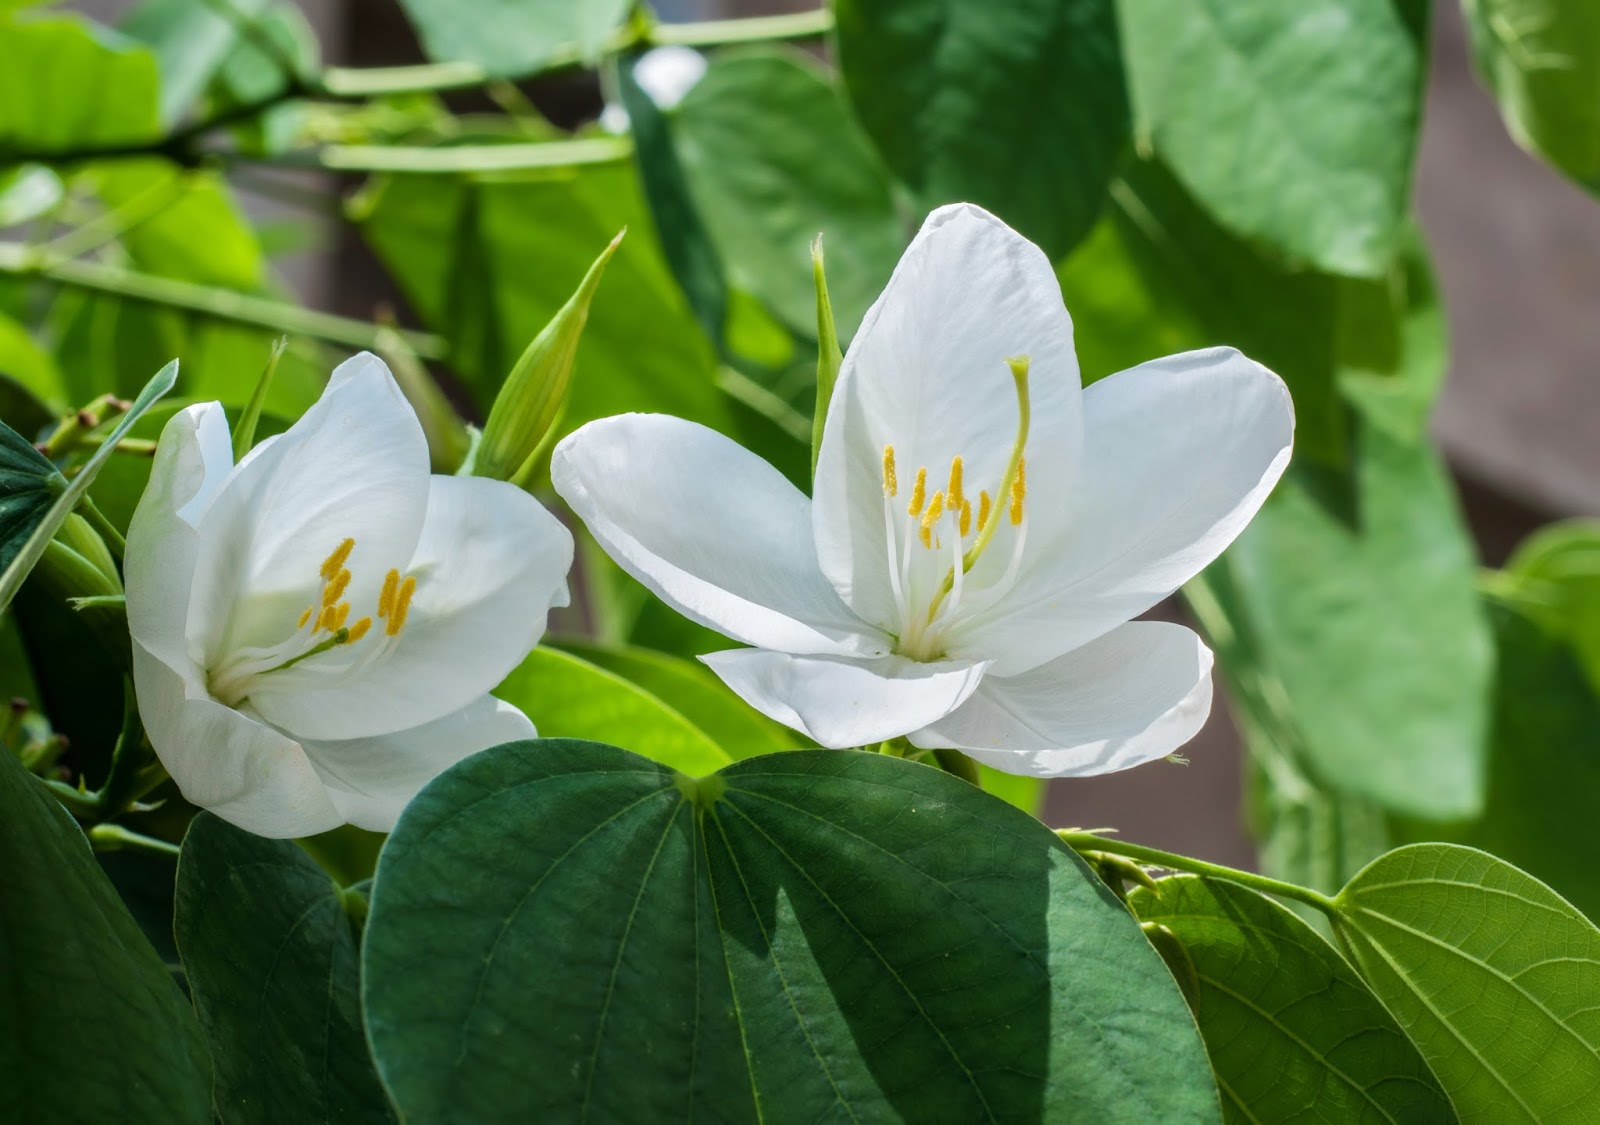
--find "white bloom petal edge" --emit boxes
[910,622,1214,778]
[553,413,885,656]
[701,649,990,749]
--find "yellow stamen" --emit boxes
[297,606,314,630]
[907,466,927,518]
[978,490,992,531]
[316,604,339,633]
[918,490,945,549]
[322,568,351,607]
[947,456,964,512]
[1009,456,1026,525]
[959,497,972,538]
[332,602,351,629]
[346,616,373,643]
[386,575,417,637]
[378,568,400,618]
[320,538,355,581]
[882,445,898,497]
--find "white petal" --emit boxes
[949,348,1293,675]
[249,475,572,741]
[124,402,233,671]
[131,642,341,839]
[700,648,989,749]
[910,622,1214,778]
[301,695,534,832]
[187,352,431,665]
[553,414,884,655]
[812,203,1082,632]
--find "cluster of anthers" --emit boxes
[880,356,1031,661]
[206,537,417,706]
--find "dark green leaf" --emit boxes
[1463,0,1600,193]
[0,413,60,575]
[674,47,904,341]
[0,359,176,612]
[175,812,394,1125]
[834,0,1128,259]
[364,742,1220,1123]
[1119,0,1428,275]
[619,51,727,347]
[395,0,629,78]
[0,749,211,1122]
[1131,875,1453,1123]
[0,14,161,153]
[1332,844,1600,1123]
[495,647,731,774]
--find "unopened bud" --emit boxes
[475,230,624,488]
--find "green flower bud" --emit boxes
[810,233,843,481]
[476,230,624,488]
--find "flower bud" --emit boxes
[475,231,624,488]
[810,233,843,480]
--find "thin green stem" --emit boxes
[88,823,181,859]
[1055,830,1340,915]
[0,241,447,358]
[76,497,126,561]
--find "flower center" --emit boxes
[206,536,417,707]
[881,356,1031,662]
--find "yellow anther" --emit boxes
[907,466,927,518]
[386,575,417,637]
[320,538,355,581]
[959,497,972,538]
[882,445,898,497]
[332,602,351,629]
[918,490,945,549]
[378,568,400,618]
[316,604,339,633]
[297,606,314,630]
[346,617,373,643]
[1009,456,1026,525]
[322,568,351,607]
[947,456,964,512]
[978,490,992,532]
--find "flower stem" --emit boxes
[77,498,126,562]
[1055,830,1340,915]
[0,241,447,358]
[88,823,181,859]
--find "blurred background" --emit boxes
[54,0,1600,868]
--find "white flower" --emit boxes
[126,354,573,837]
[553,204,1293,778]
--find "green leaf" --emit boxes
[363,742,1220,1122]
[834,0,1128,259]
[1217,421,1493,820]
[396,0,629,78]
[95,160,265,290]
[1391,599,1600,922]
[1331,844,1600,1123]
[0,14,161,152]
[0,748,211,1122]
[674,47,904,342]
[1463,0,1600,193]
[354,163,731,442]
[553,638,804,757]
[0,359,176,612]
[175,813,394,1125]
[1130,875,1453,1123]
[1496,519,1600,688]
[0,310,66,408]
[494,647,731,775]
[1119,0,1428,276]
[121,0,271,126]
[975,765,1045,816]
[619,50,728,349]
